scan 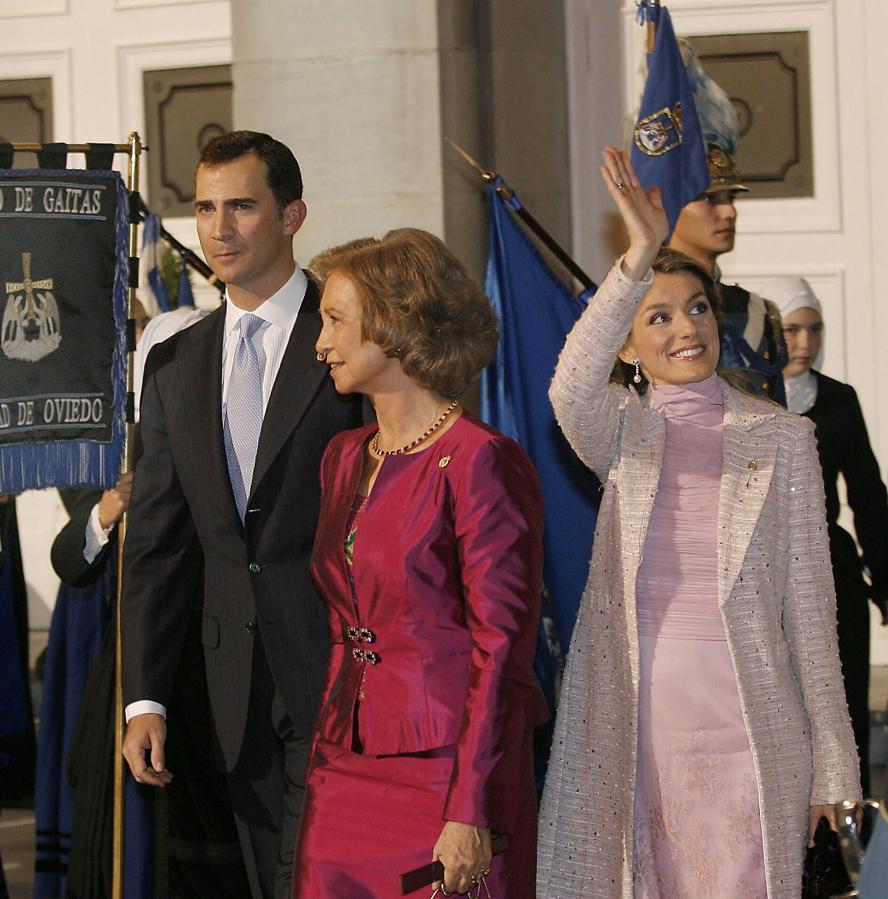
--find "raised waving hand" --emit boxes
[600,146,668,281]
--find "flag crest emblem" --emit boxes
[634,103,683,157]
[2,251,61,362]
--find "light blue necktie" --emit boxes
[224,313,264,520]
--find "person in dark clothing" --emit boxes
[0,494,36,805]
[52,484,250,898]
[717,280,786,403]
[0,496,33,899]
[41,484,157,899]
[34,487,118,897]
[764,274,888,796]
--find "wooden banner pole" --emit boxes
[111,130,143,899]
[444,138,596,293]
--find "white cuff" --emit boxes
[83,502,114,564]
[125,700,167,722]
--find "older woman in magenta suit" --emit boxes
[293,229,546,898]
[537,149,860,899]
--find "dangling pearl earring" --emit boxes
[633,359,642,384]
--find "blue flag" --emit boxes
[140,213,171,315]
[177,258,195,308]
[480,181,601,669]
[630,5,708,233]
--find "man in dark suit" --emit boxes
[121,131,363,899]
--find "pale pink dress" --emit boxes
[633,374,767,898]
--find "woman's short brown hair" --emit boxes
[610,246,725,392]
[310,228,499,398]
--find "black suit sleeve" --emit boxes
[51,488,109,587]
[839,384,888,597]
[121,350,200,709]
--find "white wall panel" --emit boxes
[564,0,625,279]
[231,0,444,264]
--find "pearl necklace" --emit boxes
[370,400,459,457]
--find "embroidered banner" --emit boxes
[0,169,128,492]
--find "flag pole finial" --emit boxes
[444,138,495,182]
[641,0,661,53]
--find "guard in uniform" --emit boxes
[669,41,787,403]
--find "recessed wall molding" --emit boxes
[0,77,54,161]
[0,48,72,145]
[116,36,231,209]
[0,0,68,19]
[143,64,232,216]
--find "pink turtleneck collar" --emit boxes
[649,372,723,423]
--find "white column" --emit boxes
[231,0,445,263]
[565,0,626,282]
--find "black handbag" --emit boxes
[801,817,852,899]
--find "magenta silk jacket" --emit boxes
[309,413,548,833]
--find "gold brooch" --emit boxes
[438,455,451,469]
[746,459,757,489]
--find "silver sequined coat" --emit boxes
[537,261,860,899]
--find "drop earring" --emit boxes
[633,359,642,384]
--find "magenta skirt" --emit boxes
[293,738,537,898]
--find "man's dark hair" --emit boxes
[197,130,303,214]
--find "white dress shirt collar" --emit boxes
[220,265,309,413]
[223,265,308,336]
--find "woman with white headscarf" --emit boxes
[762,275,888,796]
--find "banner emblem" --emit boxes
[2,251,61,362]
[634,103,683,157]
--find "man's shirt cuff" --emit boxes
[83,502,113,563]
[125,700,167,722]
